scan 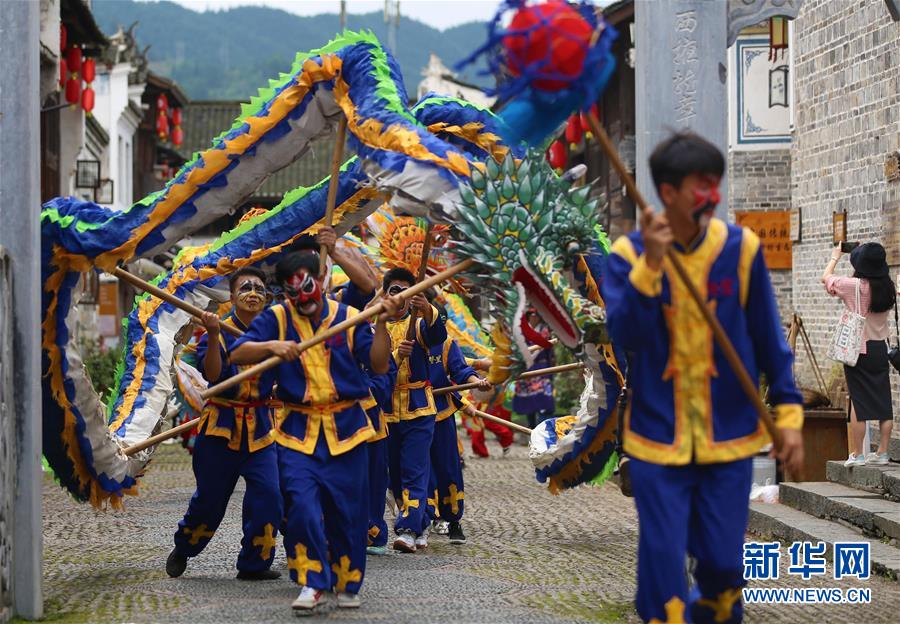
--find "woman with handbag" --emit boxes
[823,242,896,466]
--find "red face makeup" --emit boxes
[691,176,721,222]
[284,271,321,307]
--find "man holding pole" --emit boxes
[230,252,397,614]
[602,132,804,623]
[379,267,447,553]
[166,267,283,581]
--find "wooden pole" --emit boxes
[583,111,782,450]
[122,258,476,456]
[320,115,348,276]
[403,224,434,344]
[434,362,583,396]
[112,267,244,338]
[467,406,532,436]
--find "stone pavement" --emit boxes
[42,438,900,623]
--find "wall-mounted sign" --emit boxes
[735,210,792,269]
[833,211,847,245]
[885,152,900,182]
[790,207,802,243]
[884,202,900,265]
[97,279,120,337]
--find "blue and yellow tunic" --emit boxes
[366,357,398,442]
[602,218,803,466]
[429,339,477,421]
[196,313,276,452]
[231,299,378,456]
[383,306,448,422]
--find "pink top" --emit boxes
[825,275,889,354]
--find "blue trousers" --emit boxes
[430,415,465,522]
[173,431,282,573]
[278,437,368,593]
[387,415,435,536]
[366,437,389,547]
[631,457,752,624]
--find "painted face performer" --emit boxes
[166,267,283,582]
[602,131,804,623]
[229,252,395,615]
[379,268,448,553]
[424,301,492,545]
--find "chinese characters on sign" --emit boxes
[672,10,698,125]
[744,541,870,581]
[734,210,792,269]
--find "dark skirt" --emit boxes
[844,341,893,422]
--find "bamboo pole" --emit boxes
[467,406,533,436]
[123,258,476,456]
[320,115,349,276]
[434,362,583,396]
[583,111,782,450]
[112,267,244,338]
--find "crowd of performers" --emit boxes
[161,131,808,622]
[165,228,505,613]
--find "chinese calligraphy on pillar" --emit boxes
[673,10,699,125]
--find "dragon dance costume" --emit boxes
[173,313,283,574]
[232,299,378,594]
[603,218,803,623]
[384,307,447,538]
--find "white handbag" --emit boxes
[828,279,865,366]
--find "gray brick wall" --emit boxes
[728,149,794,323]
[791,0,900,423]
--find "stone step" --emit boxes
[868,427,900,462]
[748,501,900,579]
[826,460,900,500]
[780,482,900,542]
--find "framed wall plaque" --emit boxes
[790,207,802,243]
[735,210,792,269]
[832,211,847,246]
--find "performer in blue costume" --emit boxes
[290,229,379,309]
[380,268,448,553]
[166,267,283,581]
[426,329,491,545]
[364,336,397,557]
[230,252,396,614]
[602,132,805,624]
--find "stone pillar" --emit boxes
[0,0,43,619]
[635,0,729,217]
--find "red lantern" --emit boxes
[156,111,169,141]
[81,86,95,115]
[157,94,169,114]
[60,24,67,51]
[59,58,67,88]
[171,107,182,126]
[502,1,593,92]
[65,76,81,105]
[66,46,82,75]
[82,57,95,84]
[565,113,583,148]
[171,125,184,147]
[546,139,566,169]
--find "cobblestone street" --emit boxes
[42,439,900,623]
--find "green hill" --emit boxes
[91,0,490,100]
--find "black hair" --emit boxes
[649,131,725,193]
[287,234,319,254]
[275,252,319,286]
[854,273,897,314]
[228,266,267,293]
[383,267,416,291]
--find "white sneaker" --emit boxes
[433,520,449,535]
[844,453,866,467]
[415,533,428,549]
[866,452,891,466]
[336,592,360,609]
[292,586,326,613]
[392,532,416,553]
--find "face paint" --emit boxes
[284,271,321,308]
[691,177,721,224]
[234,279,266,311]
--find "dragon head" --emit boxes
[450,150,607,379]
